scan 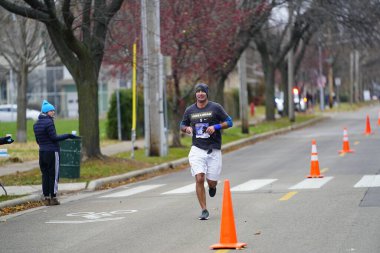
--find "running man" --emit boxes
[180,83,233,220]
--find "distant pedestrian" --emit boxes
[0,135,14,145]
[306,92,313,112]
[33,100,79,206]
[180,83,233,220]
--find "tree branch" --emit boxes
[62,0,74,28]
[82,0,92,45]
[0,1,50,21]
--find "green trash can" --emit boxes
[59,139,81,178]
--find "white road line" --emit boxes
[354,175,380,188]
[161,183,196,194]
[289,177,334,189]
[162,182,210,195]
[231,179,278,192]
[100,184,164,198]
[46,217,125,224]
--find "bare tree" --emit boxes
[0,1,124,159]
[0,11,55,142]
[286,0,380,109]
[202,0,274,106]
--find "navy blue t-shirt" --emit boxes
[181,101,230,150]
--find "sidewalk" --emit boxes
[0,139,145,196]
[0,139,146,177]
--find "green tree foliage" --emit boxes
[106,89,144,140]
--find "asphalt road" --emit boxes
[1,105,380,253]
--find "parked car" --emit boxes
[275,89,306,116]
[275,97,284,116]
[0,104,40,122]
[293,88,307,112]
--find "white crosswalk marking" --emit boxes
[289,177,333,189]
[231,179,278,192]
[354,175,380,188]
[96,175,380,199]
[161,183,196,194]
[161,182,209,195]
[100,184,164,198]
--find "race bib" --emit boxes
[195,123,210,138]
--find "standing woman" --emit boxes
[33,100,78,205]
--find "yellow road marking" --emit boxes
[216,250,230,253]
[354,141,359,145]
[279,191,298,201]
[320,167,329,174]
[339,152,346,157]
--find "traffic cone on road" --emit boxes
[210,180,247,250]
[339,128,354,154]
[307,139,324,178]
[364,114,373,135]
[378,110,380,126]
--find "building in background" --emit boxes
[0,64,127,119]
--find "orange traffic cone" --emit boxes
[378,110,380,126]
[339,128,354,154]
[307,139,323,178]
[364,114,373,135]
[210,180,247,250]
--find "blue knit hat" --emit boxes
[41,100,55,113]
[195,83,209,97]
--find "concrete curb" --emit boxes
[0,194,41,209]
[86,157,189,190]
[0,115,328,208]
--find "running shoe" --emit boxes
[198,209,209,220]
[43,197,50,206]
[50,197,60,205]
[209,187,217,197]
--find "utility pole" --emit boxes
[318,35,325,111]
[327,28,334,109]
[327,58,334,108]
[238,50,249,134]
[354,50,360,103]
[350,52,354,105]
[288,2,295,122]
[141,0,166,156]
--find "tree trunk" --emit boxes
[209,72,226,106]
[16,63,28,142]
[170,72,183,147]
[76,73,101,159]
[280,64,289,117]
[255,36,276,121]
[264,63,276,121]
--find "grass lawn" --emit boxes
[0,118,113,166]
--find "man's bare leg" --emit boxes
[207,179,217,189]
[195,173,206,210]
[207,178,217,197]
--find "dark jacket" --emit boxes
[0,136,12,145]
[33,113,70,152]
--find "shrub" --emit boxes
[106,89,144,140]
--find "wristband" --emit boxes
[214,124,222,130]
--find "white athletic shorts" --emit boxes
[188,146,222,181]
